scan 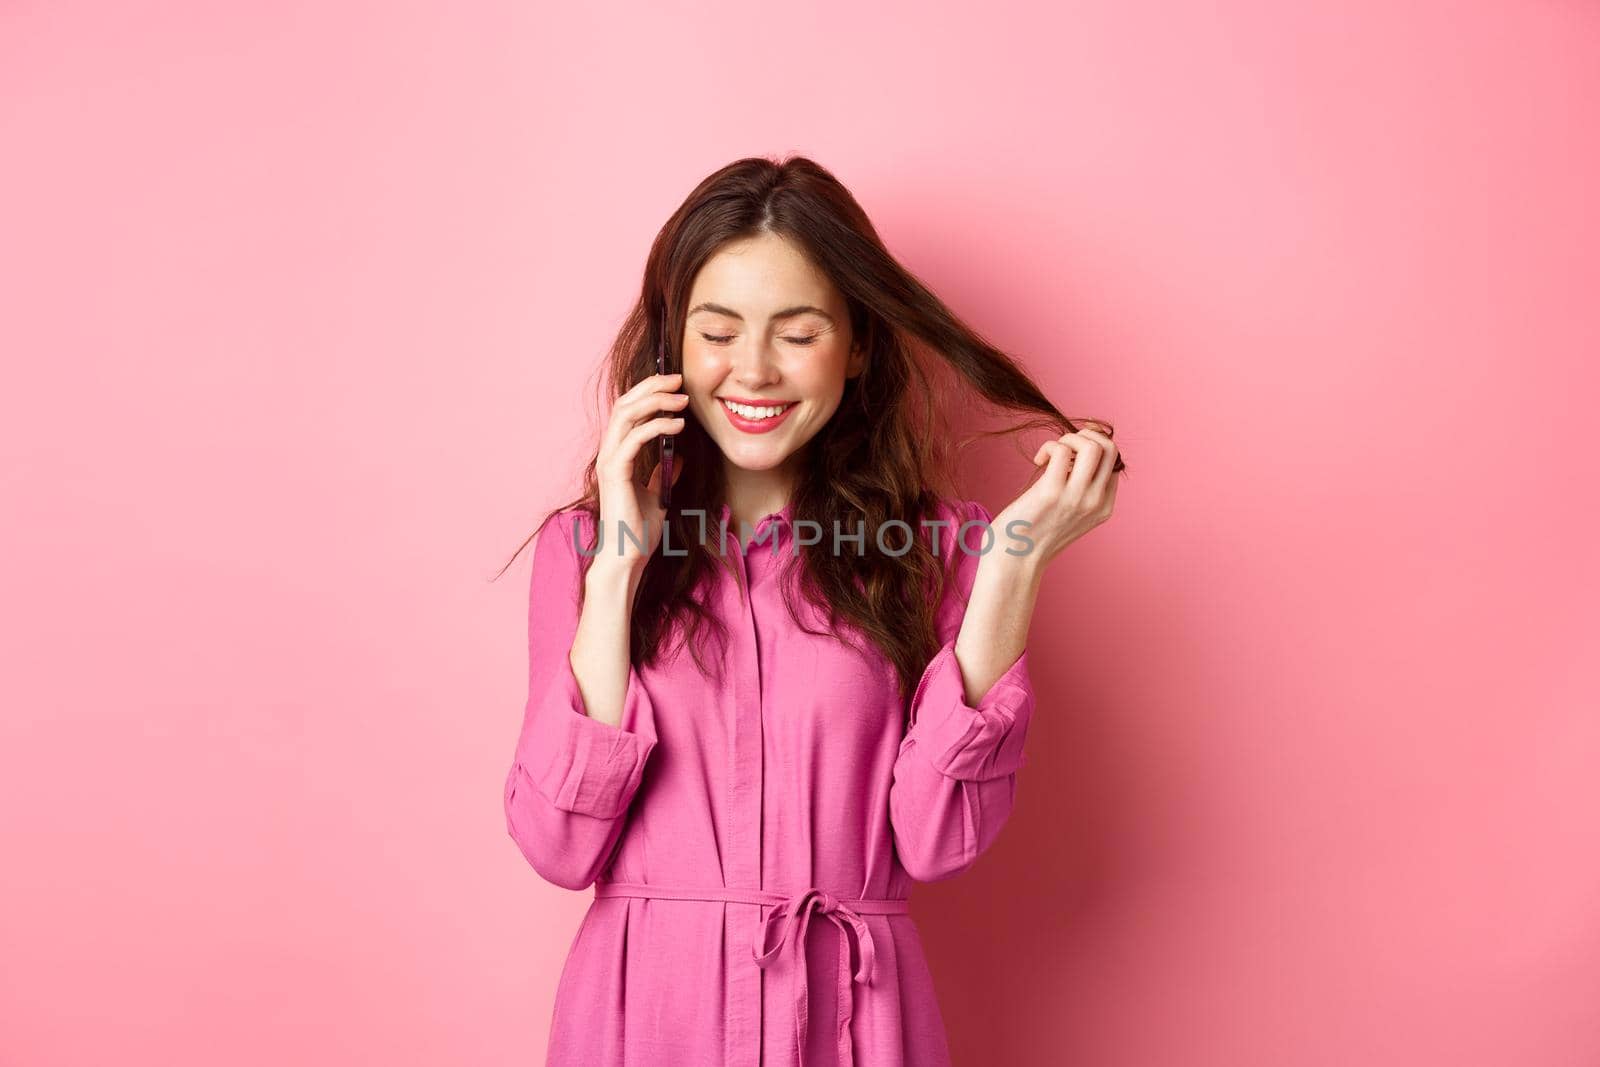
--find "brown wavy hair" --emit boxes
[497,155,1127,704]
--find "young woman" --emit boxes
[502,156,1125,1067]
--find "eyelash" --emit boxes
[699,332,818,347]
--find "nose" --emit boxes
[729,336,782,390]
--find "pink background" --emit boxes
[3,2,1597,1065]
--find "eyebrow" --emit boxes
[687,301,835,324]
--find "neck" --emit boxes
[722,462,795,529]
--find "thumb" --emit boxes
[644,455,686,503]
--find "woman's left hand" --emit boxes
[991,423,1121,573]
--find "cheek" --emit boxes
[681,341,730,378]
[681,355,737,425]
[793,348,852,401]
[679,346,724,395]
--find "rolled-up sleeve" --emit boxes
[889,499,1037,882]
[503,508,658,890]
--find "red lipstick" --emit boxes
[717,397,797,435]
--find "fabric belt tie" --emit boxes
[593,880,911,1067]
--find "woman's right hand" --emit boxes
[594,371,690,574]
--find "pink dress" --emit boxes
[503,497,1035,1067]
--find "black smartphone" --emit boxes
[656,318,675,510]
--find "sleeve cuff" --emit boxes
[903,638,1034,781]
[516,652,658,819]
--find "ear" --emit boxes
[846,340,866,379]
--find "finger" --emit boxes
[616,415,687,472]
[603,416,684,484]
[1036,439,1075,495]
[643,449,689,502]
[1076,428,1120,494]
[615,381,690,430]
[619,371,683,405]
[644,459,674,509]
[620,374,687,410]
[1063,432,1102,500]
[604,385,688,455]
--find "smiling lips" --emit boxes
[718,397,797,434]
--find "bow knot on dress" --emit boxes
[753,888,879,1067]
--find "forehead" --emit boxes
[687,233,840,312]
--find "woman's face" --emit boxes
[680,232,863,482]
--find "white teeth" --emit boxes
[722,399,791,420]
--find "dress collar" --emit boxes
[716,500,795,527]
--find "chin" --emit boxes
[721,446,796,473]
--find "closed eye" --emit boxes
[699,332,820,346]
